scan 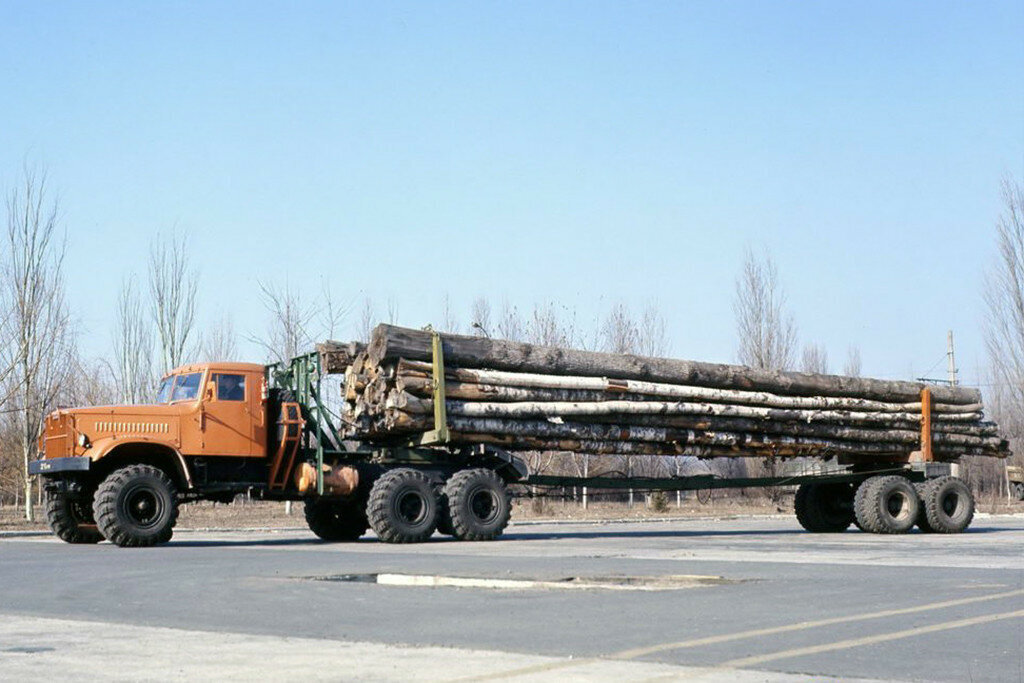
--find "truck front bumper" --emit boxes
[28,457,91,476]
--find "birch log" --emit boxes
[369,324,980,404]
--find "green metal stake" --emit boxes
[315,355,324,496]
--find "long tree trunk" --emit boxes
[368,324,981,404]
[392,360,981,413]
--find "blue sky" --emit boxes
[1,2,1022,384]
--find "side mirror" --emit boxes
[204,383,215,401]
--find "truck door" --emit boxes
[201,372,254,456]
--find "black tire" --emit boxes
[793,482,854,533]
[45,490,103,544]
[914,483,935,533]
[367,468,439,543]
[921,476,974,534]
[443,468,512,541]
[93,465,178,547]
[304,498,368,541]
[854,475,919,534]
[435,485,456,536]
[1013,482,1024,501]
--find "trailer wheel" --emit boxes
[45,490,103,544]
[443,468,511,541]
[93,465,178,547]
[1013,482,1024,501]
[304,499,368,541]
[854,475,919,534]
[435,485,456,536]
[367,468,438,543]
[794,483,854,532]
[914,483,935,533]
[920,476,974,534]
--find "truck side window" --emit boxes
[215,374,246,401]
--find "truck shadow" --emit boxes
[166,525,1010,547]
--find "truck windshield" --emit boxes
[170,372,203,402]
[156,377,173,403]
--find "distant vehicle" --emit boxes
[1008,465,1024,500]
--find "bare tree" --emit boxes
[254,280,315,364]
[495,300,525,342]
[62,357,117,408]
[201,314,238,362]
[844,346,862,377]
[469,297,492,337]
[113,276,154,403]
[984,176,1024,475]
[734,248,798,371]
[800,343,829,374]
[148,232,198,373]
[3,168,76,520]
[319,279,349,341]
[638,303,669,357]
[386,297,400,325]
[441,293,459,333]
[529,302,572,347]
[601,303,639,354]
[358,296,376,343]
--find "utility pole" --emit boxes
[947,330,960,478]
[947,330,958,387]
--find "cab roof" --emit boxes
[164,362,265,378]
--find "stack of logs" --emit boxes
[319,325,1010,463]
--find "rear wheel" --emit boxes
[443,468,511,541]
[304,499,368,541]
[920,476,974,534]
[367,468,439,543]
[93,465,178,547]
[915,483,935,533]
[854,475,919,534]
[794,482,854,532]
[45,489,103,544]
[1013,482,1024,501]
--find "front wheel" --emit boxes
[45,489,103,544]
[93,465,178,547]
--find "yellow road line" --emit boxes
[454,588,1024,681]
[721,608,1024,668]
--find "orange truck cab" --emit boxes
[32,363,275,545]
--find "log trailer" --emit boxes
[31,335,985,547]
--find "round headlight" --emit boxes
[77,433,89,448]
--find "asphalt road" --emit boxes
[2,515,1023,681]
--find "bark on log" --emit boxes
[318,341,367,373]
[370,324,980,404]
[384,392,982,428]
[383,411,1002,451]
[452,433,970,460]
[393,365,982,414]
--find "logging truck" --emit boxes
[31,328,1003,547]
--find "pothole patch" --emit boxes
[301,573,741,591]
